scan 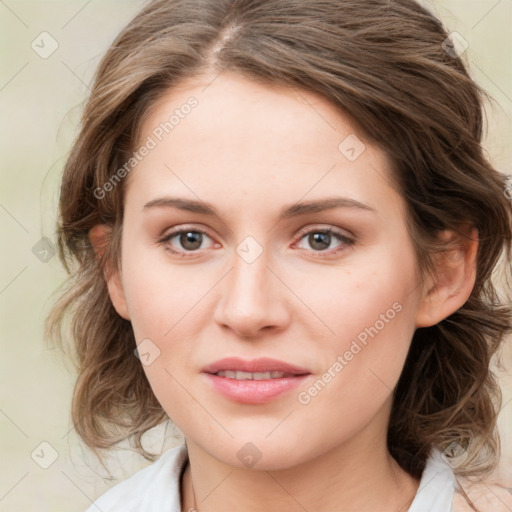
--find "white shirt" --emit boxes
[85,444,458,511]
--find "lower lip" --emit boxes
[204,373,310,404]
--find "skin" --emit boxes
[90,71,478,511]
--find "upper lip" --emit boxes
[202,357,310,375]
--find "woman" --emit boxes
[47,0,512,510]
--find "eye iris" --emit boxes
[180,231,202,250]
[309,232,331,250]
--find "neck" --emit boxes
[180,428,419,512]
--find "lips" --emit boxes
[202,357,310,376]
[202,357,311,404]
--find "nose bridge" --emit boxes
[229,237,273,315]
[214,235,287,336]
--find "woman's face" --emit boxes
[112,71,427,469]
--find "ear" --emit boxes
[415,227,478,328]
[89,224,130,320]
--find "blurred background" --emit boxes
[0,1,511,510]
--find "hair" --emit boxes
[46,0,512,502]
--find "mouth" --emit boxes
[214,370,298,380]
[202,357,311,404]
[202,356,310,376]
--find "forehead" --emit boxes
[138,70,363,158]
[125,71,402,219]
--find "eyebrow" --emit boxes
[143,196,375,220]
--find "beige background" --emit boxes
[0,1,511,510]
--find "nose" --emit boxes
[213,245,290,339]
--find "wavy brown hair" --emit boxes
[46,0,512,496]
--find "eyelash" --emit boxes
[157,225,354,259]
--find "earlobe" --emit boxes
[105,271,131,321]
[415,227,478,328]
[89,224,131,320]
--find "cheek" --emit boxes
[290,286,417,455]
[296,249,419,407]
[300,250,417,351]
[119,249,212,421]
[121,248,208,340]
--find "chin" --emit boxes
[200,434,320,471]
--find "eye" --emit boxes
[157,226,216,256]
[157,225,354,258]
[294,227,354,256]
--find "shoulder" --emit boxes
[453,481,512,512]
[84,444,188,512]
